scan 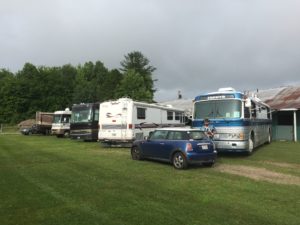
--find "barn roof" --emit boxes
[256,86,300,110]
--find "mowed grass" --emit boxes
[0,135,299,225]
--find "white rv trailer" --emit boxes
[51,108,72,137]
[98,98,186,146]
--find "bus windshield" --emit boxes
[71,106,93,123]
[194,99,242,119]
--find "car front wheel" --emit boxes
[172,152,187,169]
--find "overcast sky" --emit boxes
[1,0,300,101]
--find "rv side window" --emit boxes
[94,109,99,122]
[251,102,256,118]
[137,108,146,119]
[167,111,173,120]
[244,103,250,119]
[259,106,267,119]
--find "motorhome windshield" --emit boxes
[194,99,242,119]
[53,115,61,123]
[53,114,70,123]
[71,106,93,123]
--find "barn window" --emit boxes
[277,112,293,125]
[167,111,173,120]
[175,112,182,120]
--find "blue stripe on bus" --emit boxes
[192,119,271,127]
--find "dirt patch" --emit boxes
[260,161,300,169]
[215,164,300,186]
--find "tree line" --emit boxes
[0,51,156,124]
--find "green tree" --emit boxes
[15,63,42,120]
[115,70,152,102]
[101,69,123,100]
[120,51,156,101]
[72,61,109,103]
[0,69,19,123]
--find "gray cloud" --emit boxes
[1,0,300,101]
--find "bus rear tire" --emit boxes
[266,131,271,144]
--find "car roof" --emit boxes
[154,127,202,132]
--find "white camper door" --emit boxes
[121,101,128,140]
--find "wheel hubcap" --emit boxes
[133,148,139,159]
[174,155,183,168]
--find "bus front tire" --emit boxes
[247,135,254,155]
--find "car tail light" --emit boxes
[128,124,133,129]
[186,143,193,152]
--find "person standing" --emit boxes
[202,118,216,139]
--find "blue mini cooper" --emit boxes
[131,128,217,169]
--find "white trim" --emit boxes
[279,108,297,111]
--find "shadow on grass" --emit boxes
[217,152,250,158]
[139,158,216,170]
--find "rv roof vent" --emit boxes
[218,87,236,92]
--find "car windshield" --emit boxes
[71,106,93,123]
[194,99,241,119]
[187,131,206,140]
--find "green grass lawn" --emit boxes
[0,135,299,225]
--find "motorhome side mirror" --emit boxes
[245,98,251,108]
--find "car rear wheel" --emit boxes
[131,146,142,160]
[172,152,187,169]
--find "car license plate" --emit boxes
[202,145,208,150]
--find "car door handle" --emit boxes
[160,143,165,145]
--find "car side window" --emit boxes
[167,131,186,140]
[188,131,205,140]
[150,130,168,140]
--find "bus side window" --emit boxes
[251,102,256,118]
[244,104,250,118]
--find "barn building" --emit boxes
[256,86,300,142]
